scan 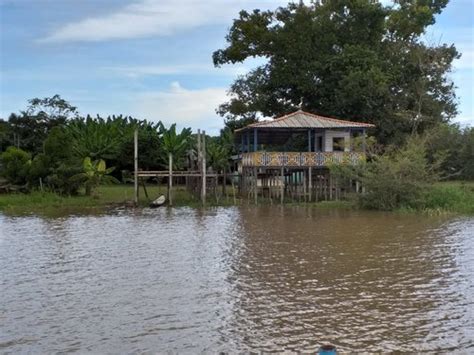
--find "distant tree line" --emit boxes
[0,95,233,195]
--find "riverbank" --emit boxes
[0,181,472,216]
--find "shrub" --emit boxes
[359,138,432,210]
[0,146,31,185]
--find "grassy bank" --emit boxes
[0,185,199,216]
[419,181,474,215]
[0,181,472,216]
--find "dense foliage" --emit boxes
[213,0,458,145]
[330,132,473,211]
[0,95,238,195]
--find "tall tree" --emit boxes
[6,95,78,154]
[213,0,458,145]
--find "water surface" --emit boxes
[1,207,473,352]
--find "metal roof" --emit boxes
[235,110,375,132]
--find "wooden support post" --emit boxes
[134,129,138,206]
[329,173,333,200]
[308,167,312,202]
[246,131,250,152]
[303,170,307,202]
[308,129,311,152]
[254,167,258,205]
[201,130,206,204]
[280,167,284,204]
[168,153,173,206]
[141,179,149,200]
[254,128,258,152]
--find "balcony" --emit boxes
[241,151,365,167]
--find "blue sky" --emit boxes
[0,0,472,134]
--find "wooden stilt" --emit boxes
[308,167,312,202]
[141,179,149,200]
[280,167,284,204]
[253,167,258,205]
[329,172,333,200]
[134,129,138,206]
[201,131,206,204]
[168,153,173,206]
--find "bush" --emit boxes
[359,138,432,210]
[0,146,31,185]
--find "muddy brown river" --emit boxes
[1,207,473,353]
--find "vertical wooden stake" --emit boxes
[308,167,312,202]
[201,130,206,204]
[280,167,284,204]
[303,170,307,203]
[134,129,138,206]
[329,173,333,200]
[168,153,173,206]
[254,167,257,205]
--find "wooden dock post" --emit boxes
[254,167,258,205]
[134,129,138,206]
[201,130,206,204]
[280,167,284,204]
[308,167,312,202]
[168,153,173,206]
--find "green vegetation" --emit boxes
[214,1,458,146]
[330,136,474,214]
[0,1,473,216]
[421,182,474,215]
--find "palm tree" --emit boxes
[71,157,119,196]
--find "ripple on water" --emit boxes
[0,207,473,353]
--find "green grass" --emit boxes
[1,181,472,216]
[0,185,198,216]
[421,181,474,215]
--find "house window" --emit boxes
[333,137,345,152]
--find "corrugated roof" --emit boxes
[235,110,375,132]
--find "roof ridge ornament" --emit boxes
[298,97,304,111]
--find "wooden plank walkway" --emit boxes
[137,171,220,177]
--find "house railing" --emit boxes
[241,151,365,167]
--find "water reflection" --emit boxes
[0,207,473,353]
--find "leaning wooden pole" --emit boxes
[134,129,138,206]
[201,130,206,204]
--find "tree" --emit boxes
[213,1,458,145]
[0,147,31,186]
[6,95,78,154]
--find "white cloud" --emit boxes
[39,0,287,43]
[134,82,228,133]
[103,63,251,78]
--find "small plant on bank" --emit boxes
[71,157,119,196]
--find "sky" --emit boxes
[0,0,472,134]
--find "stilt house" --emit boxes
[234,110,375,201]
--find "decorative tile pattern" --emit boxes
[241,152,365,167]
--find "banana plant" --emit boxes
[160,124,192,169]
[71,157,119,196]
